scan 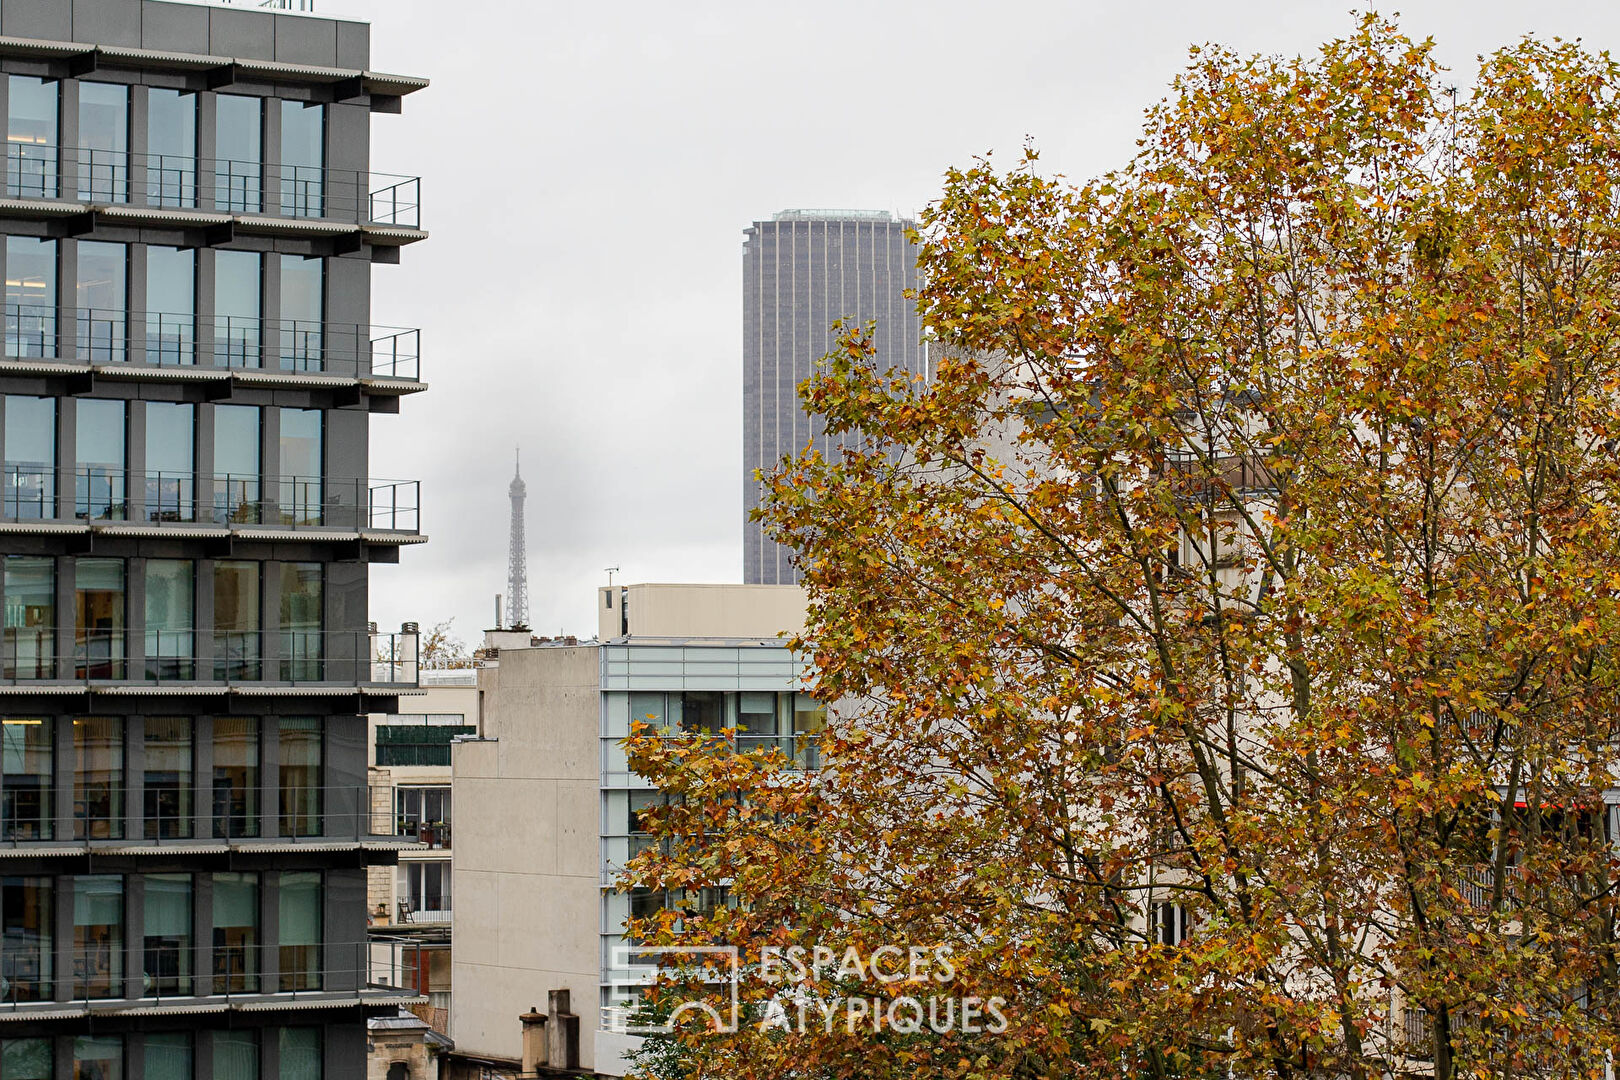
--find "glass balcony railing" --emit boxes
[2,466,420,533]
[5,145,422,228]
[5,305,421,381]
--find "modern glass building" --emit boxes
[0,1,430,1076]
[741,210,926,585]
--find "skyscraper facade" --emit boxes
[0,1,430,1075]
[742,210,925,585]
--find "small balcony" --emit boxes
[6,305,421,382]
[3,467,420,534]
[6,145,422,229]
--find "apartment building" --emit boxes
[0,0,431,1075]
[449,584,818,1078]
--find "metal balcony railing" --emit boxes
[6,305,421,381]
[0,628,419,687]
[5,145,420,228]
[2,466,420,533]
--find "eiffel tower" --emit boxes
[506,447,530,629]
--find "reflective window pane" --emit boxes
[214,96,260,212]
[212,718,259,837]
[0,877,52,1001]
[0,719,51,840]
[279,871,321,990]
[75,398,126,520]
[144,717,192,839]
[214,251,260,368]
[74,716,123,840]
[278,408,321,524]
[75,558,124,679]
[280,563,321,680]
[7,76,58,197]
[77,82,128,201]
[279,101,323,217]
[1,1037,52,1079]
[4,394,55,518]
[279,1027,321,1080]
[4,556,54,683]
[278,256,323,371]
[142,873,191,995]
[144,561,193,681]
[73,874,124,999]
[211,872,257,992]
[73,1033,123,1080]
[279,716,321,836]
[212,560,259,680]
[213,405,259,523]
[144,403,193,522]
[142,1033,191,1080]
[6,237,57,359]
[147,89,195,208]
[144,246,194,365]
[76,241,126,363]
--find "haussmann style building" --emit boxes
[0,0,436,1076]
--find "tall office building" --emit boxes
[742,210,925,585]
[0,1,430,1076]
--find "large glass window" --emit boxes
[145,403,194,522]
[737,691,779,755]
[211,872,257,992]
[278,256,323,371]
[75,398,126,520]
[278,409,321,524]
[73,875,123,999]
[76,241,126,363]
[395,786,450,846]
[213,560,259,680]
[144,246,194,365]
[6,237,57,359]
[0,877,52,1001]
[213,405,259,524]
[7,76,58,197]
[793,694,827,770]
[279,717,321,837]
[214,251,261,368]
[3,395,55,519]
[144,560,193,680]
[279,101,324,217]
[73,1033,123,1080]
[212,717,258,837]
[1,1038,52,1079]
[73,717,123,840]
[144,717,192,839]
[280,563,321,680]
[142,1034,191,1080]
[279,871,321,990]
[397,860,450,919]
[214,95,261,213]
[142,873,191,996]
[75,558,124,679]
[1,719,51,839]
[146,89,195,208]
[77,82,128,202]
[4,556,54,681]
[280,1028,321,1080]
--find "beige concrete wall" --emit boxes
[451,646,603,1069]
[599,583,807,640]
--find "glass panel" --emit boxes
[279,717,321,837]
[278,256,323,371]
[278,871,320,990]
[142,873,191,996]
[144,402,194,522]
[278,409,321,524]
[146,89,195,208]
[212,717,258,837]
[4,557,54,681]
[214,95,260,213]
[214,251,260,368]
[144,717,192,839]
[679,691,725,733]
[0,877,52,1001]
[213,560,259,680]
[144,246,194,365]
[213,405,259,524]
[400,860,450,915]
[77,82,128,202]
[75,398,125,520]
[737,690,779,754]
[74,716,123,839]
[1,1038,52,1079]
[793,694,826,769]
[211,872,257,993]
[144,560,193,680]
[75,558,124,679]
[280,563,321,680]
[73,1033,123,1080]
[279,101,323,217]
[279,1028,321,1080]
[73,874,123,999]
[1,719,51,839]
[142,1034,191,1080]
[7,76,58,197]
[6,236,57,359]
[4,394,54,518]
[76,241,126,363]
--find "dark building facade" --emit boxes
[742,210,925,585]
[0,1,430,1076]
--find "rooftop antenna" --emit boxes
[605,565,621,586]
[507,447,530,630]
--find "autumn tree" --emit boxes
[626,18,1620,1080]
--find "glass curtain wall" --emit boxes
[7,76,57,197]
[278,256,323,371]
[74,558,124,679]
[75,241,126,363]
[1,719,51,839]
[0,877,52,1001]
[144,559,193,679]
[211,872,257,992]
[6,237,57,359]
[73,717,122,840]
[278,409,321,525]
[77,83,128,202]
[213,560,259,679]
[147,88,195,207]
[279,717,321,836]
[145,246,194,365]
[213,405,259,524]
[144,402,194,522]
[279,871,321,990]
[215,251,261,368]
[142,873,191,995]
[280,563,322,679]
[212,717,258,837]
[73,875,123,999]
[214,96,260,212]
[144,717,192,839]
[279,102,324,217]
[75,398,125,520]
[4,556,54,680]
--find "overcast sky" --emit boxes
[325,0,1620,649]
